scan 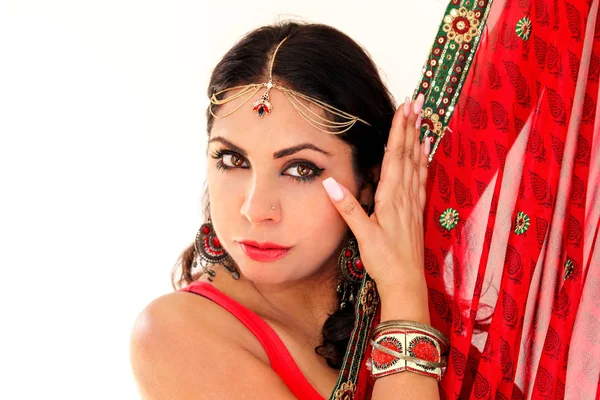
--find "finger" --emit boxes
[412,123,424,199]
[385,97,410,152]
[419,136,431,212]
[378,97,418,202]
[404,93,424,191]
[380,99,409,188]
[322,177,374,243]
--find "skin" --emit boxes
[130,87,438,399]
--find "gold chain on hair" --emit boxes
[209,37,372,135]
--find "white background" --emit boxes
[0,1,449,398]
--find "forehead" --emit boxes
[210,88,348,152]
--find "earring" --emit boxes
[337,237,365,310]
[193,222,240,281]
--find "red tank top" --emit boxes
[180,281,326,400]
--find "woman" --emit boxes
[130,21,445,399]
[132,0,600,396]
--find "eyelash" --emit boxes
[210,149,325,183]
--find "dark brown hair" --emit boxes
[172,20,395,369]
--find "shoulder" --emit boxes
[131,288,255,353]
[130,289,296,399]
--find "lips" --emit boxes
[238,240,291,262]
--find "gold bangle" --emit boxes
[373,320,449,349]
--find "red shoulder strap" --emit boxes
[180,281,324,400]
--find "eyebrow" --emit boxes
[208,137,332,159]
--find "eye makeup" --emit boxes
[210,148,325,183]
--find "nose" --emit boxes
[240,175,281,225]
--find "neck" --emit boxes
[251,267,339,345]
[213,260,339,348]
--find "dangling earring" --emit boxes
[337,237,365,310]
[193,222,240,281]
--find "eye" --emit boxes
[222,153,247,168]
[285,164,314,177]
[283,162,324,182]
[210,149,249,170]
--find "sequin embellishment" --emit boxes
[360,280,379,315]
[443,7,480,44]
[334,381,355,400]
[564,259,574,280]
[514,211,531,235]
[516,17,532,41]
[440,208,460,230]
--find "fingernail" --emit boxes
[404,97,410,117]
[413,93,425,115]
[424,136,431,156]
[322,177,344,201]
[415,114,422,129]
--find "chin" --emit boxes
[231,256,313,287]
[226,241,333,286]
[237,265,295,286]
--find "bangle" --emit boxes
[373,319,449,350]
[370,331,446,381]
[369,320,449,381]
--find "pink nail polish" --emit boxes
[415,115,422,129]
[322,177,344,201]
[404,97,410,117]
[413,93,425,115]
[424,136,431,156]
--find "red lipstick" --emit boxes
[238,240,291,262]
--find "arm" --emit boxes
[130,293,297,400]
[322,94,442,399]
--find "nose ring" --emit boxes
[271,206,276,210]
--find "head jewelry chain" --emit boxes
[209,37,372,135]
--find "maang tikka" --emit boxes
[209,36,372,135]
[193,222,240,281]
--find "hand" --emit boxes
[322,94,430,299]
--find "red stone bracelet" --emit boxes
[370,330,446,381]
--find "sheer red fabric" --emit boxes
[420,0,600,398]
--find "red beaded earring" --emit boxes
[337,237,365,310]
[193,222,240,281]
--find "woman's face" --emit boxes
[207,88,362,285]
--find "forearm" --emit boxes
[371,371,440,400]
[370,286,441,400]
[378,280,431,325]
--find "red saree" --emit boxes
[330,0,600,399]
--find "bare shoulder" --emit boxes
[130,290,296,399]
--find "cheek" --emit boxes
[284,182,348,242]
[206,169,243,235]
[206,166,246,200]
[207,171,226,207]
